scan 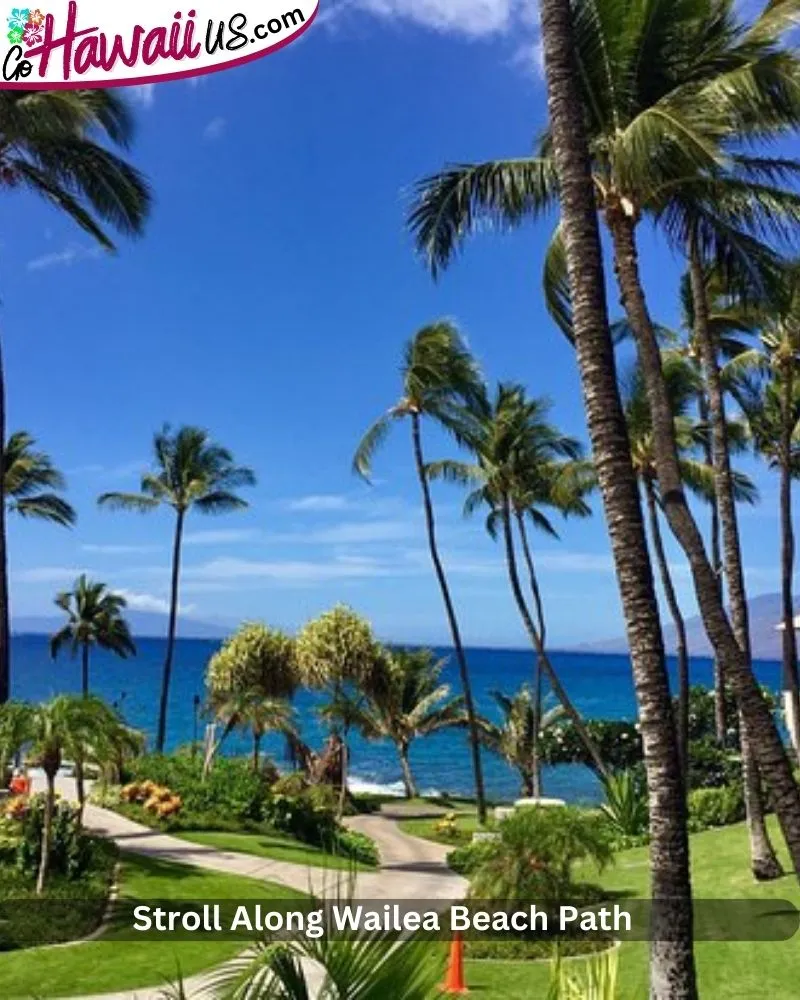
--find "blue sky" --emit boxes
[5,0,798,648]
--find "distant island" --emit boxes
[581,591,791,661]
[12,611,230,641]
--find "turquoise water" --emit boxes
[11,635,782,804]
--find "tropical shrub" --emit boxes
[688,784,745,831]
[447,838,497,875]
[13,795,95,880]
[600,770,648,838]
[330,828,380,867]
[539,720,642,772]
[686,739,741,790]
[466,807,613,908]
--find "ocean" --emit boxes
[10,635,783,804]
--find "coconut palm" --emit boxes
[0,90,151,704]
[352,322,490,823]
[5,432,75,527]
[354,647,466,799]
[49,576,135,698]
[413,0,800,883]
[98,426,255,752]
[429,383,607,785]
[0,700,31,787]
[623,353,757,774]
[211,691,294,772]
[480,686,564,798]
[537,0,698,991]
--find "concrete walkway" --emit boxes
[25,775,465,999]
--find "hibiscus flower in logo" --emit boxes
[23,17,41,44]
[7,8,29,31]
[6,25,22,43]
[27,7,43,25]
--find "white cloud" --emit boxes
[183,529,262,546]
[16,567,87,584]
[203,116,227,141]
[82,543,161,555]
[128,84,156,108]
[306,519,415,544]
[68,459,145,480]
[27,243,103,271]
[183,555,394,584]
[288,494,351,512]
[114,589,196,615]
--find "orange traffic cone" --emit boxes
[441,932,468,994]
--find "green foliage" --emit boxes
[688,784,745,831]
[14,796,94,880]
[329,827,379,867]
[446,838,497,875]
[466,807,613,907]
[206,623,297,702]
[600,770,649,838]
[5,431,76,526]
[687,738,742,790]
[295,605,384,689]
[0,701,32,779]
[50,575,136,669]
[539,719,642,772]
[127,755,272,823]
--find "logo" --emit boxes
[0,1,318,88]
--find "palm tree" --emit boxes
[29,695,121,891]
[538,0,698,991]
[412,0,800,881]
[352,322,489,823]
[0,90,151,704]
[211,691,294,772]
[50,575,135,697]
[5,432,76,526]
[429,383,607,785]
[355,647,466,799]
[622,353,757,775]
[479,686,564,798]
[98,425,255,752]
[0,700,31,786]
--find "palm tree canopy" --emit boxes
[30,694,128,776]
[0,90,150,248]
[97,424,256,515]
[353,322,486,480]
[211,690,295,742]
[479,685,564,775]
[50,574,136,661]
[356,647,466,745]
[4,431,76,527]
[409,0,800,325]
[428,382,594,537]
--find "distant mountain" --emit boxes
[12,611,230,640]
[580,591,790,661]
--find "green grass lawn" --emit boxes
[399,810,486,846]
[0,851,305,999]
[463,817,800,999]
[175,828,374,870]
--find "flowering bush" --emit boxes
[13,794,94,880]
[433,812,460,840]
[121,780,182,818]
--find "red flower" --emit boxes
[23,22,42,45]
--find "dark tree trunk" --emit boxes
[501,499,608,780]
[516,512,546,797]
[75,756,86,826]
[644,477,689,780]
[779,364,800,756]
[399,742,417,799]
[539,5,697,992]
[0,336,9,705]
[253,730,262,772]
[157,508,185,753]
[36,772,56,895]
[411,412,487,824]
[608,211,800,877]
[688,243,782,879]
[81,642,90,699]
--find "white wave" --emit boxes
[347,774,441,798]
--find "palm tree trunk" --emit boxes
[337,728,349,821]
[81,642,90,699]
[75,756,86,826]
[36,772,55,895]
[643,477,689,780]
[780,365,800,756]
[398,741,417,799]
[698,391,728,745]
[516,512,545,797]
[157,508,185,753]
[253,730,262,772]
[608,209,800,878]
[501,499,609,780]
[0,335,9,705]
[410,412,487,824]
[688,243,782,879]
[539,6,696,992]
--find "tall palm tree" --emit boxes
[50,575,135,698]
[0,90,151,704]
[623,353,757,775]
[355,647,466,799]
[5,432,75,527]
[429,383,608,785]
[411,0,800,881]
[537,0,698,992]
[352,322,489,823]
[479,686,564,798]
[98,425,255,752]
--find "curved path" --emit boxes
[25,777,465,999]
